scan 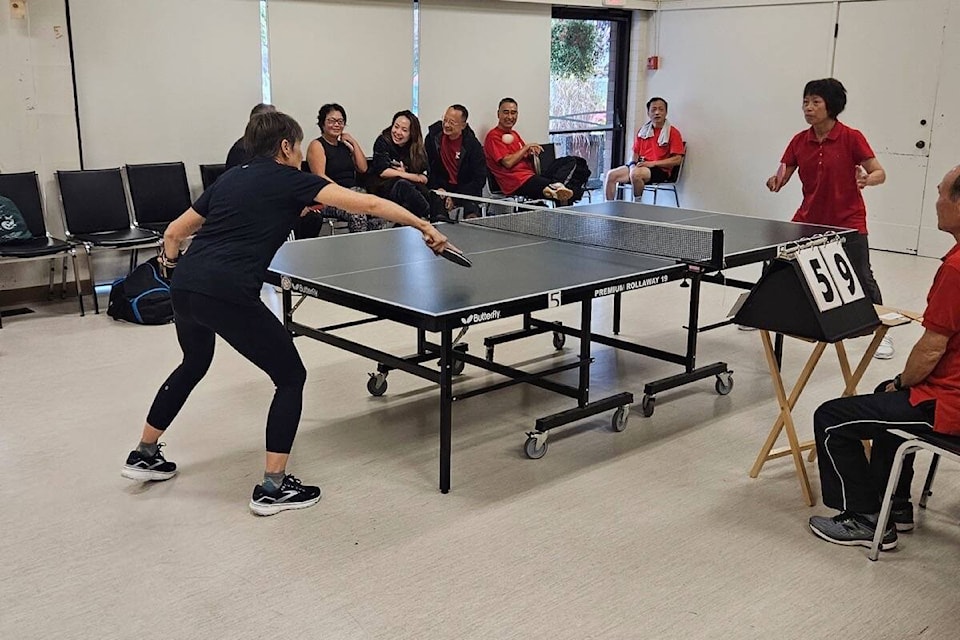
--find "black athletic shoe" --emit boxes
[121,443,177,481]
[249,475,321,516]
[891,501,914,532]
[809,511,898,550]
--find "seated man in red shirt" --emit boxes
[483,97,574,205]
[604,97,685,202]
[807,165,960,551]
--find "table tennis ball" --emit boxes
[501,133,515,145]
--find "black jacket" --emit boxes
[425,121,485,197]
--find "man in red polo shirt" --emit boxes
[483,97,574,204]
[807,164,960,551]
[604,97,685,201]
[766,78,891,357]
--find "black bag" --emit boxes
[543,156,592,203]
[0,195,33,244]
[107,257,174,325]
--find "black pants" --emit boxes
[388,179,430,219]
[514,175,554,200]
[146,290,307,454]
[843,233,883,305]
[814,388,934,513]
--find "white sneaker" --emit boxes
[737,325,758,331]
[543,183,573,202]
[874,335,894,360]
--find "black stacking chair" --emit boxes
[0,171,84,325]
[125,162,192,233]
[56,168,160,314]
[199,163,227,190]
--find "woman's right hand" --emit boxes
[420,224,448,254]
[408,172,428,185]
[766,175,781,192]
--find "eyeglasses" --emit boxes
[442,120,463,127]
[325,118,345,126]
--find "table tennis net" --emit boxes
[466,208,723,267]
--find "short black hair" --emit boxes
[317,103,347,128]
[646,97,668,111]
[244,111,303,159]
[803,78,847,119]
[499,97,517,110]
[449,104,469,121]
[249,103,276,120]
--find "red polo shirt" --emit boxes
[440,134,462,185]
[909,243,960,434]
[484,126,535,195]
[632,125,685,178]
[780,120,875,233]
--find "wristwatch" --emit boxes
[892,374,904,391]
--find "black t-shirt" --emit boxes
[172,157,330,304]
[225,137,251,170]
[318,137,357,188]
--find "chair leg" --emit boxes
[61,256,68,299]
[47,258,56,300]
[870,440,917,560]
[919,453,941,509]
[129,249,138,273]
[71,249,85,317]
[83,244,100,315]
[673,188,680,208]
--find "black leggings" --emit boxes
[842,233,883,305]
[146,289,307,454]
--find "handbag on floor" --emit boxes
[107,257,174,325]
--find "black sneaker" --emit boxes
[121,443,177,481]
[249,475,321,516]
[891,501,914,532]
[809,511,898,550]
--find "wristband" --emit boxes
[893,374,903,391]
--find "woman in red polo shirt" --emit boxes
[766,78,891,358]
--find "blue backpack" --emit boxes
[107,257,174,325]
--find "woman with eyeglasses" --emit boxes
[370,110,450,223]
[305,103,383,233]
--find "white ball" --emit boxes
[501,133,515,145]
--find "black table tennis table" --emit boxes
[267,203,850,493]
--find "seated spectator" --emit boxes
[425,104,486,219]
[370,110,449,223]
[305,103,384,233]
[484,98,588,205]
[226,103,276,170]
[807,164,960,552]
[604,97,684,201]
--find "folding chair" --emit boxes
[616,143,686,206]
[56,168,160,314]
[125,162,193,233]
[0,172,85,325]
[199,163,227,190]
[870,428,960,560]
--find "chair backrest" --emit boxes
[667,143,687,184]
[487,172,506,195]
[0,171,47,237]
[199,163,227,190]
[57,168,131,235]
[125,162,192,226]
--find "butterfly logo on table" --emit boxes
[280,276,292,291]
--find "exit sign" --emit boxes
[602,0,628,6]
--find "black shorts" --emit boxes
[646,166,672,184]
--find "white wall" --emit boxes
[644,2,835,217]
[268,0,414,155]
[419,0,551,144]
[0,0,81,290]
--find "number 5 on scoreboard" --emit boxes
[796,246,842,312]
[819,241,865,304]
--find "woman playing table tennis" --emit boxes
[121,111,448,516]
[766,77,890,358]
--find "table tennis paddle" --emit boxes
[440,244,472,268]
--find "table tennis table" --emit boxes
[267,203,850,493]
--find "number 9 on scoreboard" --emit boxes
[819,242,865,304]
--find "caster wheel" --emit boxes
[366,373,388,397]
[523,436,548,459]
[552,331,566,350]
[611,406,630,432]
[715,374,734,396]
[452,358,465,375]
[641,395,655,417]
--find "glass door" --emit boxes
[549,8,631,193]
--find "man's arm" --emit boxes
[500,144,542,170]
[894,329,950,389]
[642,154,683,169]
